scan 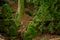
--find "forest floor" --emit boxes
[0,1,60,40]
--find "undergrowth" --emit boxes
[22,0,60,40]
[0,4,18,40]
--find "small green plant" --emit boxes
[0,4,18,40]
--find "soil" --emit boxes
[33,34,60,40]
[18,13,32,33]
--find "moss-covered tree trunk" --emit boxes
[15,0,24,26]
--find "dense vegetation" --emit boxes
[0,4,18,40]
[0,0,60,40]
[0,0,23,40]
[23,0,60,40]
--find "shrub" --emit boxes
[0,4,18,40]
[23,0,60,40]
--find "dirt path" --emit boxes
[18,13,32,33]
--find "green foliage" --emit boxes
[25,8,32,16]
[22,21,39,40]
[1,4,13,19]
[23,0,60,40]
[25,0,33,3]
[0,4,18,40]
